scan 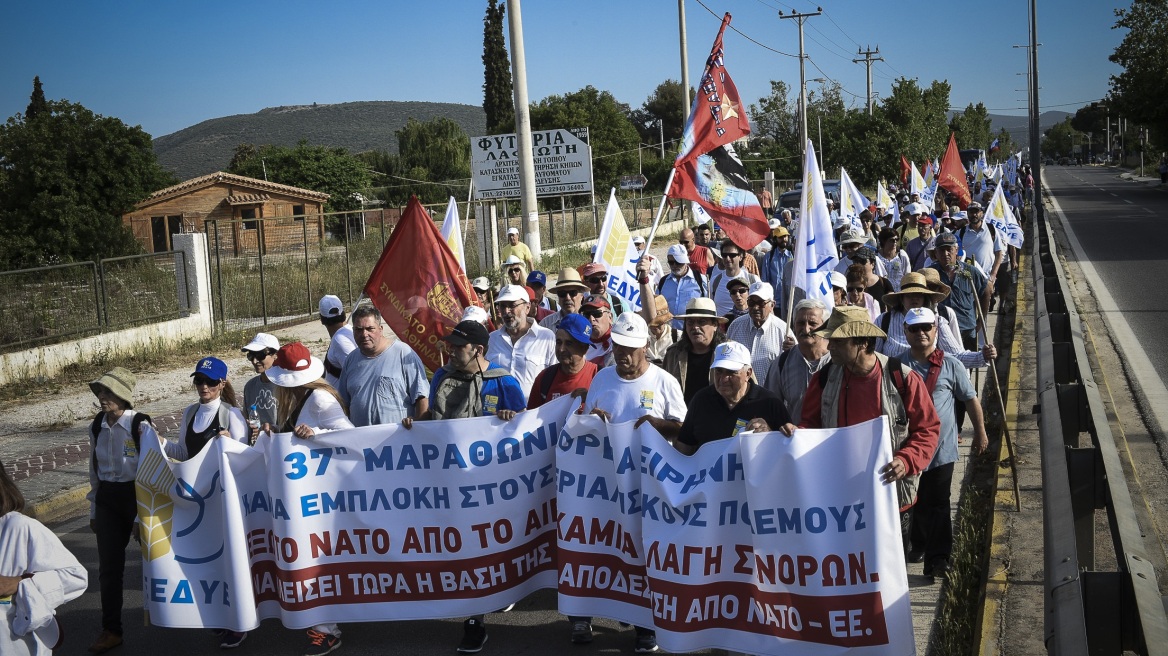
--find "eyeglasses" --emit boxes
[583,309,608,319]
[721,252,741,259]
[905,323,934,334]
[585,275,607,284]
[679,240,693,246]
[747,298,770,308]
[507,267,523,275]
[847,287,866,294]
[192,376,221,387]
[246,350,272,362]
[729,287,749,295]
[496,301,526,311]
[556,289,582,298]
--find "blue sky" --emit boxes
[1,0,1127,139]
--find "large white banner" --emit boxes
[137,402,912,654]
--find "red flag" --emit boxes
[363,196,480,372]
[667,13,767,250]
[899,155,911,185]
[938,133,972,210]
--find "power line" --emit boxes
[693,0,798,58]
[947,98,1103,112]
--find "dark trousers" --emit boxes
[95,481,137,635]
[910,463,955,561]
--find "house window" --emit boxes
[241,208,258,230]
[293,204,306,222]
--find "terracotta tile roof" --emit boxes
[225,193,271,205]
[136,171,331,209]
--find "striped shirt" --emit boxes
[726,313,789,383]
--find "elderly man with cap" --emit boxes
[541,268,588,330]
[726,281,791,383]
[319,294,357,389]
[486,284,557,397]
[763,298,831,422]
[336,305,429,427]
[528,313,599,409]
[955,200,1004,302]
[654,243,707,331]
[579,261,632,317]
[241,332,280,440]
[875,272,996,368]
[759,219,793,308]
[836,229,889,277]
[898,202,925,244]
[632,234,664,288]
[675,341,795,455]
[502,226,534,271]
[663,297,728,403]
[502,254,527,286]
[799,306,941,545]
[709,239,760,316]
[902,307,989,581]
[931,232,989,351]
[678,227,715,275]
[580,294,616,367]
[86,367,158,654]
[905,214,936,271]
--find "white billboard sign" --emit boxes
[471,128,594,199]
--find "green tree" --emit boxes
[26,76,47,121]
[949,102,993,151]
[1041,117,1080,158]
[991,127,1020,162]
[0,96,174,269]
[528,86,640,192]
[749,80,798,151]
[482,0,514,134]
[632,79,689,149]
[881,78,952,165]
[1109,0,1168,150]
[227,140,371,213]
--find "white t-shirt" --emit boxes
[959,225,1003,276]
[708,268,759,315]
[325,326,358,389]
[585,363,687,423]
[486,320,557,398]
[294,390,356,433]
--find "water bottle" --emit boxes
[248,404,261,443]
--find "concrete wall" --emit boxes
[0,234,214,386]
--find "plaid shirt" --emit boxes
[726,312,789,383]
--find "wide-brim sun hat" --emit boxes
[548,267,589,294]
[90,367,136,408]
[882,272,947,307]
[265,343,326,388]
[814,305,888,339]
[674,297,729,324]
[917,267,953,300]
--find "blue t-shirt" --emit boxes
[905,352,975,470]
[429,363,526,418]
[337,341,430,427]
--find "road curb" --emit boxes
[976,240,1030,654]
[24,483,90,524]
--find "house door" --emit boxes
[151,217,168,253]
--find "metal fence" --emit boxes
[1035,198,1168,653]
[203,195,682,335]
[0,251,190,353]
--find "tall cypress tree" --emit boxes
[26,76,48,120]
[482,0,514,134]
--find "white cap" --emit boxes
[318,294,344,318]
[610,311,649,348]
[633,235,645,245]
[461,305,490,325]
[471,276,491,291]
[503,254,524,266]
[666,243,690,264]
[828,271,847,289]
[241,332,280,353]
[904,307,936,326]
[747,280,774,302]
[506,227,520,236]
[905,202,923,215]
[710,341,752,372]
[768,218,782,230]
[494,284,529,304]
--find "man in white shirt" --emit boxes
[486,284,557,397]
[726,281,791,383]
[956,201,1004,298]
[319,295,356,390]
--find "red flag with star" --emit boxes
[667,13,768,249]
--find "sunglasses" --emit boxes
[747,299,770,308]
[729,287,749,295]
[905,323,934,334]
[679,240,693,246]
[246,350,273,362]
[507,267,523,274]
[586,275,608,284]
[583,309,608,319]
[721,252,741,259]
[192,376,221,387]
[556,289,582,298]
[847,287,866,294]
[667,260,685,268]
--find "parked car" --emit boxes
[777,179,842,211]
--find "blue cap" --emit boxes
[191,356,228,381]
[555,313,593,346]
[526,270,547,287]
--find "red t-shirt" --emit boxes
[688,244,712,275]
[527,362,599,409]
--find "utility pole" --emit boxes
[1028,0,1042,222]
[506,0,541,257]
[853,46,883,116]
[779,7,822,157]
[678,0,690,120]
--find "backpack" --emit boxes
[958,223,996,243]
[817,355,909,399]
[432,366,511,420]
[90,411,152,471]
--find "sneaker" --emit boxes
[634,631,659,653]
[88,630,123,654]
[457,619,488,653]
[219,631,247,649]
[305,629,341,656]
[570,621,594,644]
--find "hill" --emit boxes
[153,101,487,180]
[945,110,1073,147]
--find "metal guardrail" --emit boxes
[1035,200,1168,653]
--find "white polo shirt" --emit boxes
[959,224,1003,276]
[486,320,557,398]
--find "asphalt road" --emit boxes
[1042,165,1168,385]
[48,514,701,656]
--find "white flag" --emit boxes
[877,180,900,227]
[839,167,869,233]
[690,201,713,225]
[984,183,1024,248]
[595,189,643,310]
[791,140,839,312]
[439,196,466,273]
[910,162,926,195]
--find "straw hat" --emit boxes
[548,267,589,294]
[674,297,729,324]
[648,295,673,328]
[917,268,953,300]
[814,305,887,339]
[90,367,136,408]
[882,272,948,308]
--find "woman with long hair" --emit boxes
[1,459,87,656]
[164,357,248,462]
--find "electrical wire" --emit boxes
[693,0,799,58]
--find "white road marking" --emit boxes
[1146,208,1156,214]
[1110,192,1120,197]
[1048,191,1168,439]
[1124,199,1134,204]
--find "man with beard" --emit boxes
[763,299,831,421]
[486,285,556,398]
[663,297,728,403]
[528,313,598,409]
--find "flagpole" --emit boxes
[640,168,677,258]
